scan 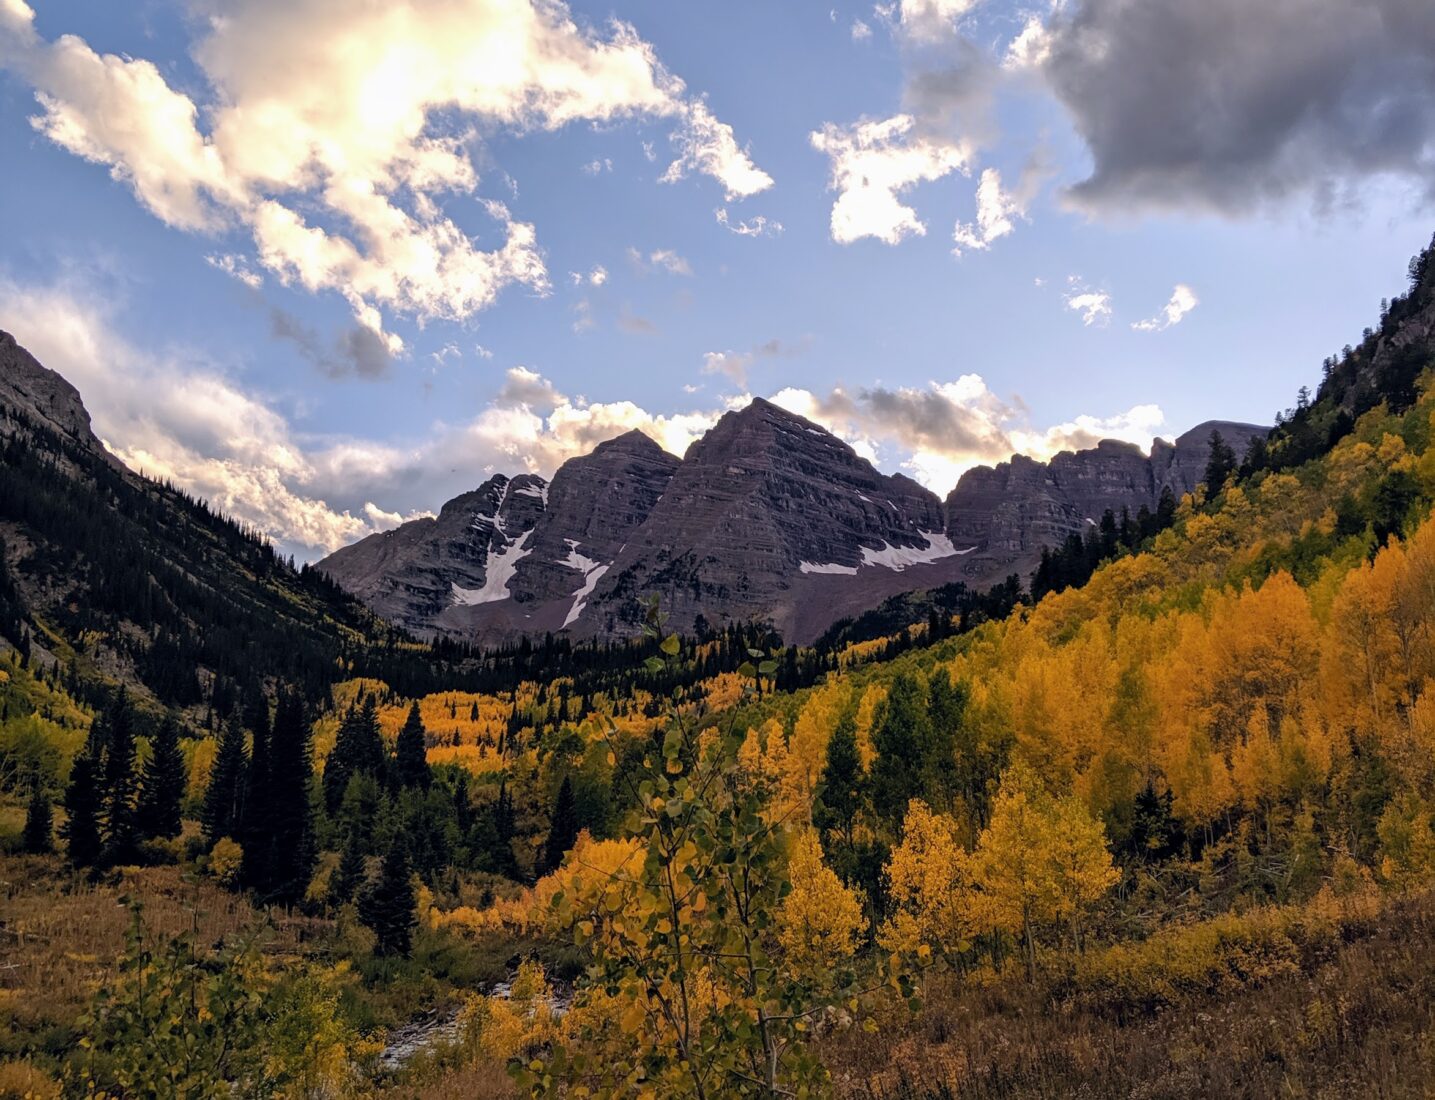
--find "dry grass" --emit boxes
[0,852,324,1062]
[372,1062,518,1099]
[828,890,1435,1100]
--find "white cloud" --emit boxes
[1132,283,1199,332]
[715,207,783,237]
[1,276,378,557]
[661,100,773,201]
[765,375,1165,493]
[627,247,692,276]
[1,0,771,342]
[851,19,873,41]
[1003,14,1052,70]
[1063,278,1113,326]
[581,157,613,175]
[700,338,796,388]
[952,167,1023,254]
[206,253,263,289]
[809,114,972,244]
[894,0,980,42]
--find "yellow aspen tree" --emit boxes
[879,799,972,964]
[777,830,866,975]
[1049,794,1121,953]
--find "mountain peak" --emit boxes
[0,330,106,456]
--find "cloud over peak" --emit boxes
[1,0,771,345]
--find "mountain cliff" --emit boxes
[318,397,1264,644]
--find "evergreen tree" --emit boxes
[870,674,931,826]
[814,712,864,853]
[136,715,185,840]
[540,776,580,874]
[202,715,248,845]
[61,752,103,867]
[1203,430,1237,495]
[922,670,967,809]
[22,783,53,854]
[238,692,273,891]
[394,701,431,789]
[264,689,317,908]
[328,830,368,909]
[1155,486,1177,529]
[359,838,417,957]
[101,689,140,864]
[323,695,386,812]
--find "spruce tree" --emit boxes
[265,689,317,908]
[359,838,417,957]
[137,715,185,840]
[238,692,273,892]
[870,674,930,826]
[323,695,387,812]
[814,712,864,852]
[328,830,368,909]
[394,701,431,789]
[202,714,248,845]
[22,783,53,854]
[101,689,140,864]
[61,752,103,867]
[540,776,580,874]
[1204,430,1237,494]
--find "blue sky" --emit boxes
[2,0,1433,558]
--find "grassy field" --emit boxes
[830,889,1435,1099]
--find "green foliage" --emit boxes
[539,775,579,875]
[324,695,387,812]
[76,902,269,1098]
[202,714,248,846]
[360,839,417,958]
[61,750,102,867]
[136,715,185,840]
[395,701,432,790]
[22,783,52,853]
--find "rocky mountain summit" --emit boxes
[319,399,1267,644]
[944,421,1267,571]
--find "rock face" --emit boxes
[318,406,1271,645]
[0,330,114,461]
[318,473,547,635]
[944,420,1268,576]
[575,398,952,639]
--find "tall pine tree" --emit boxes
[264,688,317,908]
[870,674,931,826]
[328,829,368,909]
[540,776,580,874]
[100,688,140,865]
[359,838,417,957]
[137,715,185,840]
[238,691,273,892]
[814,712,864,852]
[323,695,387,812]
[394,701,431,789]
[202,714,248,845]
[61,752,103,867]
[22,783,53,854]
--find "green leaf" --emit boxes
[660,633,680,656]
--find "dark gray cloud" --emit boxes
[1041,0,1435,215]
[269,308,392,379]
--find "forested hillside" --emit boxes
[4,236,1435,1097]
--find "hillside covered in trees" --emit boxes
[4,236,1435,1096]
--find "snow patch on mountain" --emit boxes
[860,532,970,572]
[451,530,532,605]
